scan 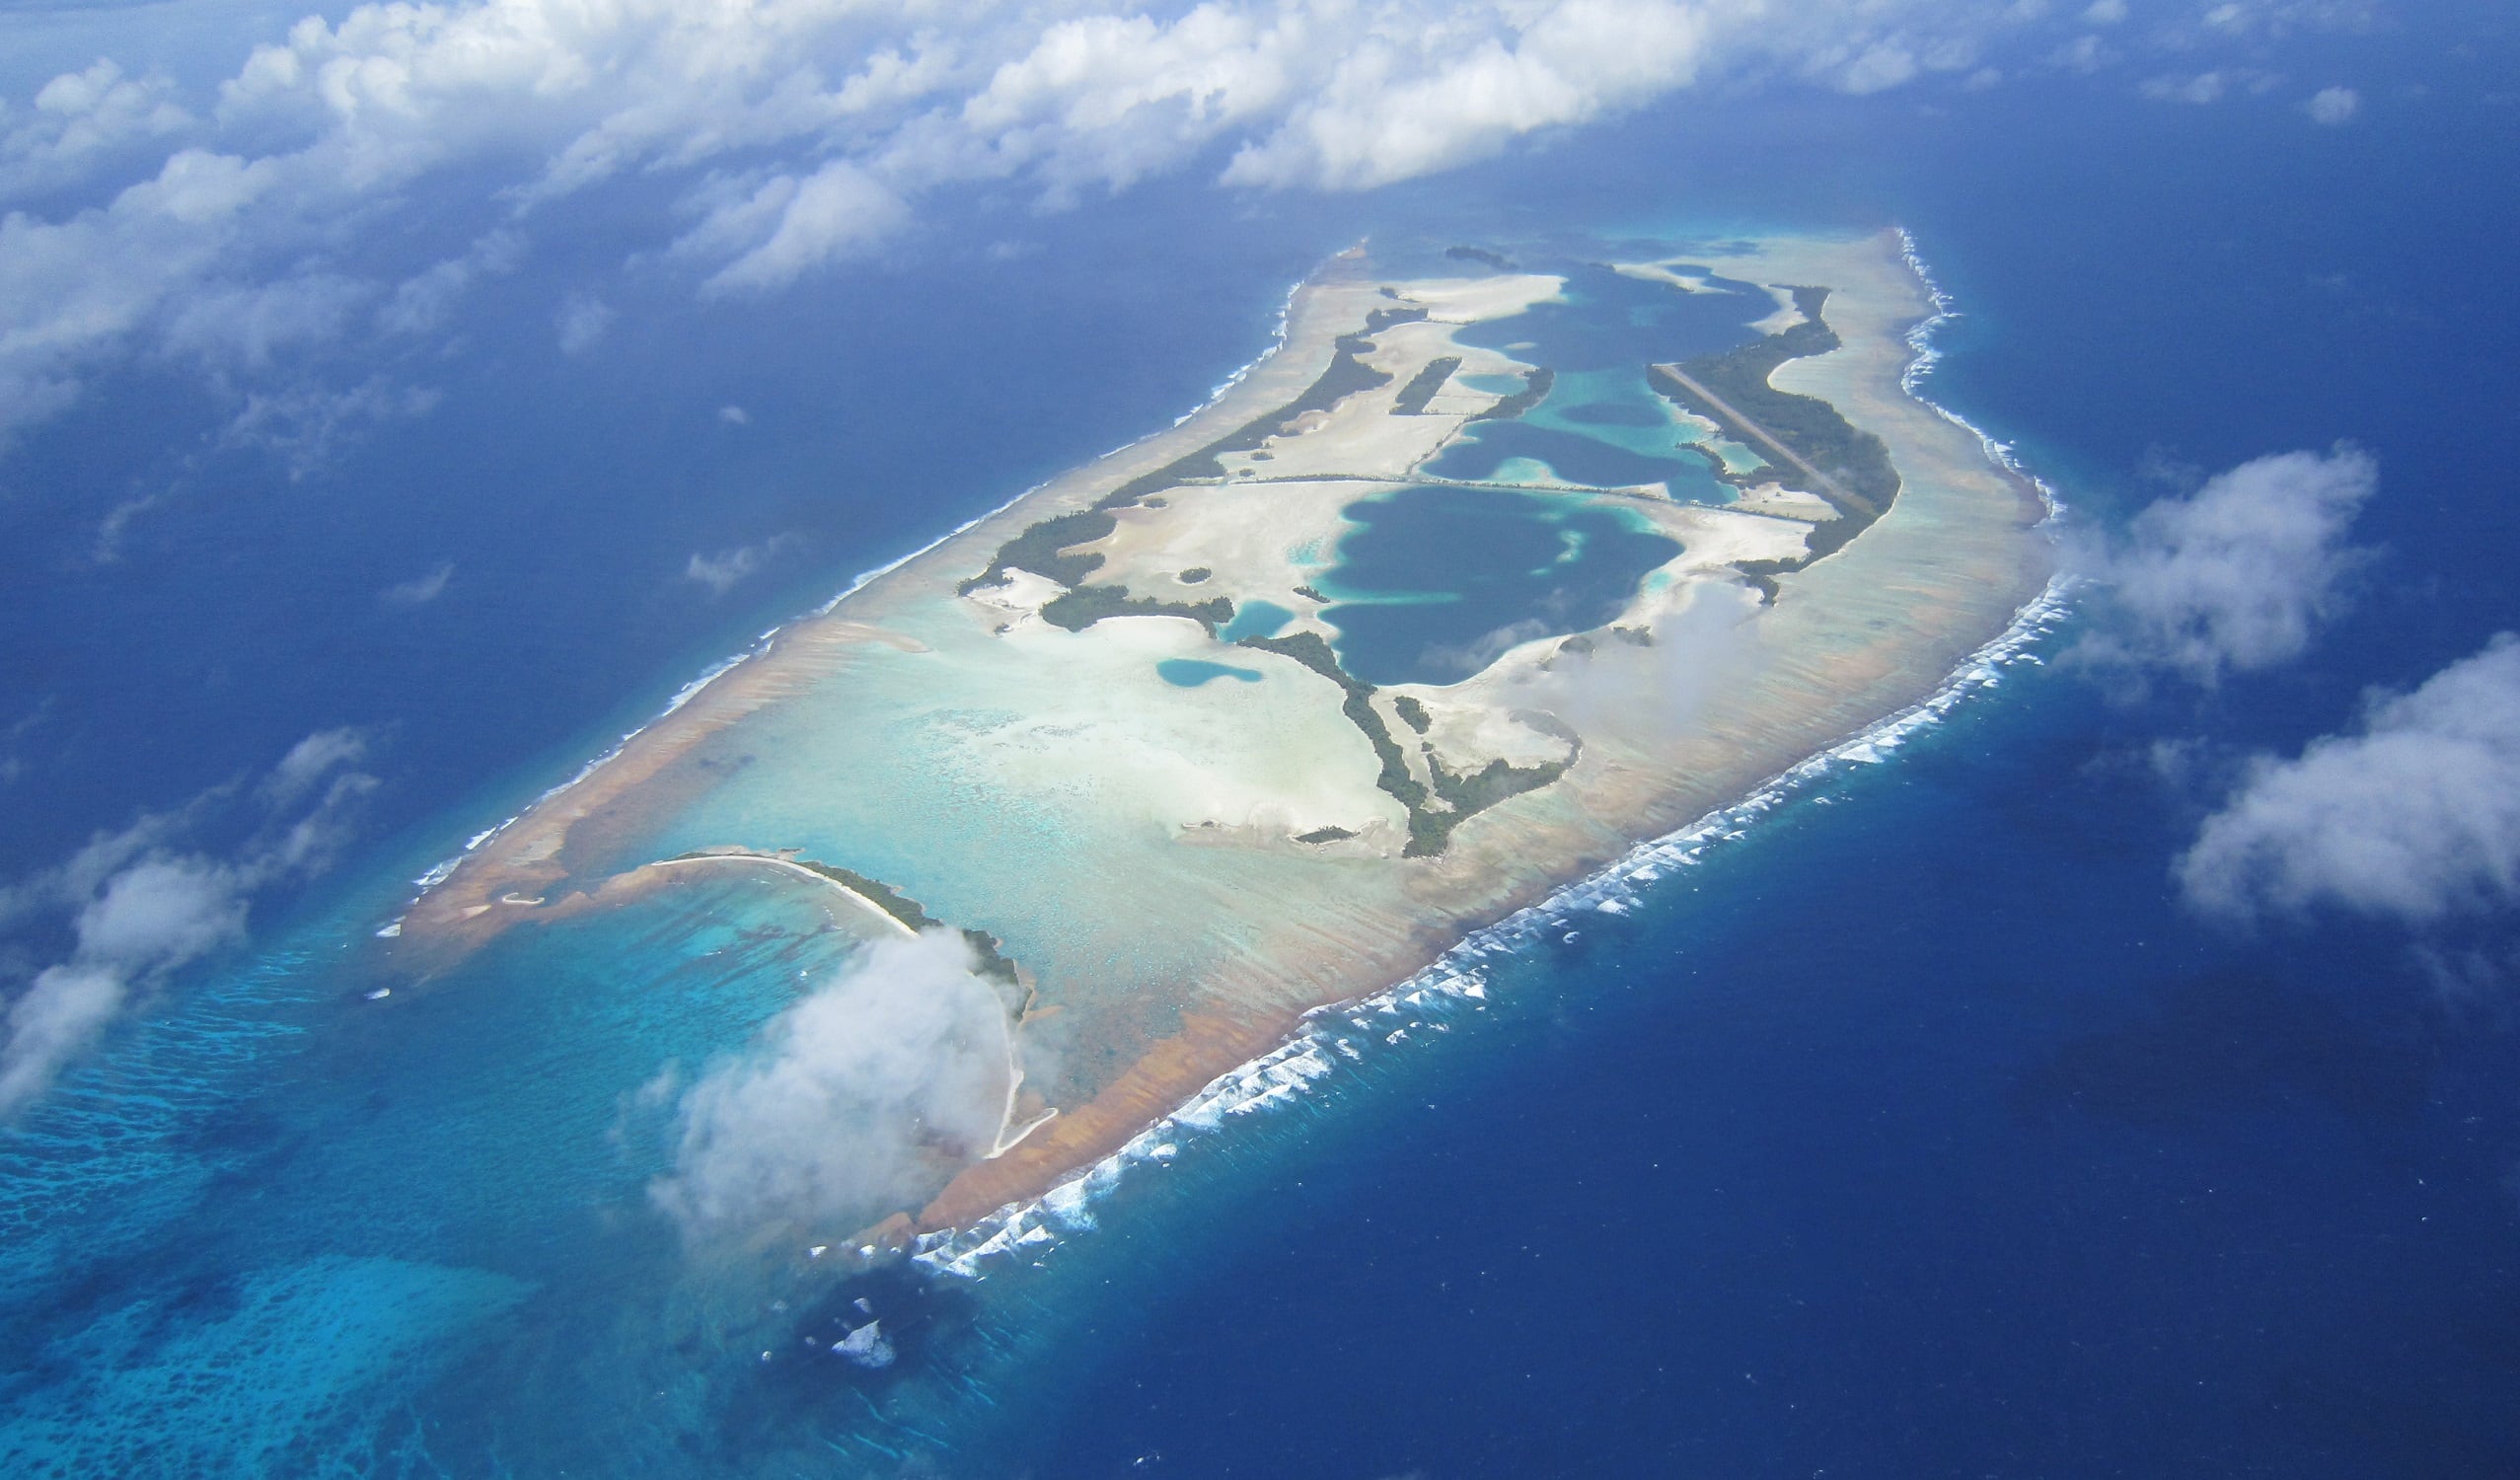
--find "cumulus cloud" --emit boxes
[650,929,1019,1240]
[2073,444,2377,687]
[0,730,378,1116]
[0,59,193,199]
[689,161,908,297]
[0,0,2379,453]
[2306,84,2359,124]
[0,0,2145,451]
[2180,635,2520,925]
[684,532,799,596]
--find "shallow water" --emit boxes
[1317,486,1680,686]
[6,12,2520,1471]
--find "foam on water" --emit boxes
[394,273,1312,932]
[1897,227,2068,524]
[912,242,2075,1283]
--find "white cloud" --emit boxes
[695,160,908,296]
[2046,33,2117,72]
[221,374,443,480]
[684,531,799,595]
[381,559,455,606]
[2143,70,2226,104]
[2180,635,2520,925]
[2306,84,2359,123]
[161,269,369,369]
[715,404,749,425]
[553,289,613,353]
[2073,444,2377,687]
[0,729,377,1116]
[377,229,520,336]
[2082,0,2128,23]
[1226,1,1720,190]
[260,725,369,806]
[0,0,2376,449]
[0,59,194,199]
[650,929,1019,1239]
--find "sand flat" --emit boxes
[393,229,2050,1236]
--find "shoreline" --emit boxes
[389,228,2054,1246]
[914,569,2074,1276]
[387,256,1363,957]
[903,228,2052,1232]
[381,277,1319,939]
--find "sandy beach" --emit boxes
[392,229,2052,1240]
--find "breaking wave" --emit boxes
[389,270,1316,932]
[913,232,2077,1282]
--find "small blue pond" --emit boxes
[1217,598,1294,643]
[1316,486,1680,687]
[1157,658,1264,688]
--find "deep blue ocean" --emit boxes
[5,12,2519,1475]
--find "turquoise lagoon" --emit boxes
[1313,485,1681,686]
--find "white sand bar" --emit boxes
[396,230,2050,1233]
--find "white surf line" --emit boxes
[389,273,1316,934]
[914,572,2075,1281]
[646,853,919,938]
[1895,226,2067,526]
[910,238,2081,1283]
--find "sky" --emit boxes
[0,0,2512,1119]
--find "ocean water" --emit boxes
[6,11,2520,1474]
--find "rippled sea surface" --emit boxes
[6,15,2520,1473]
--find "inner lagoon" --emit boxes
[1315,485,1682,686]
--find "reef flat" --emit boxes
[393,230,2050,1240]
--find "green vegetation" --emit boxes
[1470,366,1554,422]
[1391,356,1463,415]
[1393,695,1432,733]
[668,852,1020,985]
[1404,748,1580,855]
[1294,826,1357,845]
[1445,245,1516,270]
[964,306,1431,601]
[1292,584,1326,602]
[1178,567,1213,584]
[1237,630,1428,820]
[1236,630,1573,857]
[1038,585,1232,634]
[1646,284,1900,581]
[957,508,1117,595]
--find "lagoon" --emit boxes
[1317,485,1682,686]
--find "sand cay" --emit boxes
[392,228,2051,1239]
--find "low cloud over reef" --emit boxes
[650,929,1022,1243]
